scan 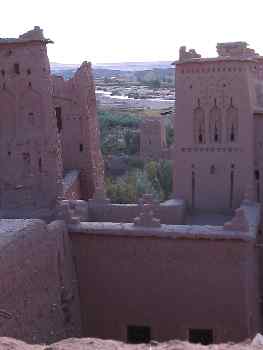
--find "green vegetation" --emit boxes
[98,110,173,203]
[105,160,173,203]
[99,111,141,156]
[99,111,140,129]
[166,124,174,147]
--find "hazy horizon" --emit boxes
[2,0,263,64]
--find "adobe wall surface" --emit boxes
[70,226,260,343]
[0,219,81,344]
[173,52,258,212]
[140,117,167,160]
[69,202,261,344]
[52,63,105,200]
[0,27,63,216]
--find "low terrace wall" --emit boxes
[69,203,261,343]
[87,198,186,225]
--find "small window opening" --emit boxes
[14,63,20,75]
[191,170,195,210]
[28,82,32,88]
[260,296,263,315]
[8,151,11,157]
[23,152,30,164]
[255,169,260,202]
[230,168,234,208]
[198,125,203,144]
[55,107,62,133]
[230,124,235,142]
[210,165,215,174]
[79,144,84,152]
[1,69,5,77]
[189,329,213,345]
[214,125,218,142]
[127,325,151,344]
[38,157,42,172]
[149,140,151,145]
[27,69,31,75]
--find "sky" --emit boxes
[1,0,263,64]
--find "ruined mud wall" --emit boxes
[52,62,104,200]
[70,224,260,343]
[0,220,81,343]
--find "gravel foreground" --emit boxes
[0,337,260,350]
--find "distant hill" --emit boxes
[51,62,79,71]
[94,61,173,71]
[51,61,173,73]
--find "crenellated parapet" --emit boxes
[179,46,201,61]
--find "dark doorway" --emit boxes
[189,329,213,345]
[55,107,62,133]
[127,325,151,344]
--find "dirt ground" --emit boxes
[0,337,259,350]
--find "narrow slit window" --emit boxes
[255,170,260,202]
[14,63,20,74]
[38,157,42,173]
[55,107,62,133]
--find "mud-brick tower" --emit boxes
[52,62,105,199]
[140,117,167,159]
[173,43,261,213]
[0,27,63,218]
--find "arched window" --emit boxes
[193,102,206,144]
[209,101,222,143]
[226,101,238,143]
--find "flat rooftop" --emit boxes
[186,211,233,226]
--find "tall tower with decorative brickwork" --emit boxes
[173,42,263,212]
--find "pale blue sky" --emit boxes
[1,0,263,64]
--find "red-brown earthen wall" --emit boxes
[52,63,105,200]
[70,232,260,343]
[0,220,81,343]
